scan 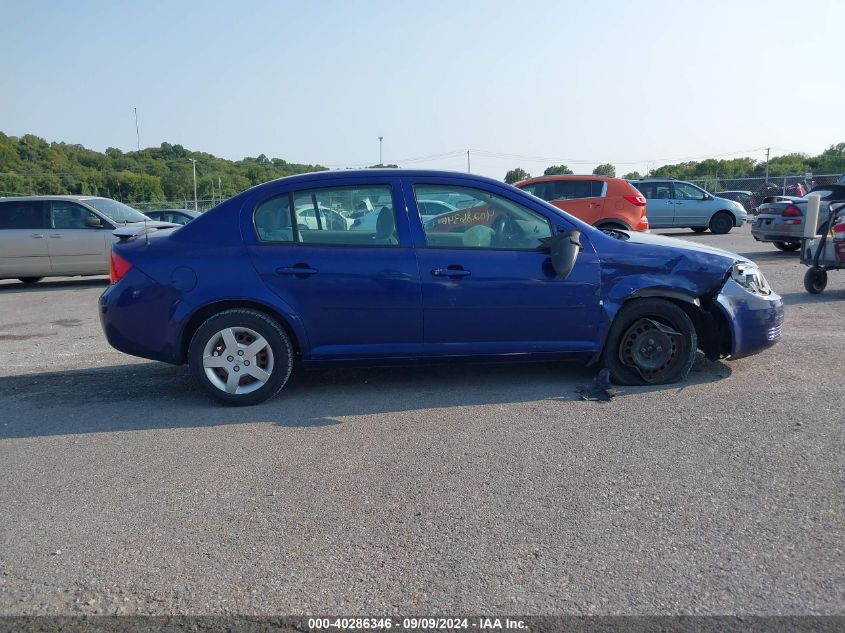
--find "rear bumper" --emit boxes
[715,279,784,359]
[99,267,185,364]
[751,216,803,243]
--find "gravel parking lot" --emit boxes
[0,225,842,616]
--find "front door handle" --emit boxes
[49,234,62,238]
[277,264,318,276]
[431,267,471,278]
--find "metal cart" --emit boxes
[801,196,845,294]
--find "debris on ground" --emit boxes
[576,368,622,402]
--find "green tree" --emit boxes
[504,167,530,184]
[592,163,616,177]
[622,171,642,180]
[543,164,573,176]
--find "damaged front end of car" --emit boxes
[595,234,784,364]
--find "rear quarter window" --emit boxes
[0,200,47,229]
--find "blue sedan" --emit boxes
[99,170,783,405]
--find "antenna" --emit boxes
[144,214,149,246]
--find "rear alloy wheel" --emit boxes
[602,299,697,386]
[188,308,293,405]
[773,241,801,252]
[803,267,827,294]
[690,227,707,233]
[18,277,43,284]
[708,212,734,235]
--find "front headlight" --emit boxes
[731,262,771,295]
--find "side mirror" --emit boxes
[85,216,103,228]
[540,229,581,279]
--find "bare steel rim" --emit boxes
[201,326,275,395]
[618,317,687,383]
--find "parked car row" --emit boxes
[514,175,748,234]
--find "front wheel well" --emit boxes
[612,295,731,361]
[180,300,302,363]
[713,209,740,226]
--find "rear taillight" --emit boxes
[109,251,132,284]
[782,204,802,217]
[833,223,845,241]
[624,195,647,206]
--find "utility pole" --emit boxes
[765,147,770,183]
[467,150,471,173]
[188,158,198,211]
[134,107,140,151]
[378,136,383,166]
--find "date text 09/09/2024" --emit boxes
[307,617,527,630]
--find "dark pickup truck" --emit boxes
[751,184,845,251]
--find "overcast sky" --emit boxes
[1,0,843,179]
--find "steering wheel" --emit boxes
[491,214,523,247]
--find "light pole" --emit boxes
[378,136,383,166]
[188,158,198,211]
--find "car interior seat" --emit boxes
[255,203,293,242]
[373,206,397,244]
[462,224,495,248]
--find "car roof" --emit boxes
[515,174,617,186]
[243,169,511,192]
[0,195,113,203]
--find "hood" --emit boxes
[622,231,750,264]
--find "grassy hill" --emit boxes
[0,132,326,208]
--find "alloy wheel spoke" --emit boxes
[245,365,271,383]
[220,328,239,353]
[225,370,241,393]
[243,336,268,360]
[203,354,228,369]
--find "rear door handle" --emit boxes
[276,265,318,276]
[432,267,471,278]
[31,234,44,238]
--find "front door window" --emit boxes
[415,185,552,250]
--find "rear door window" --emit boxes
[636,182,672,199]
[549,180,593,201]
[293,186,396,245]
[0,200,47,229]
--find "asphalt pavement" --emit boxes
[0,226,842,616]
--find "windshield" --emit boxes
[82,198,150,223]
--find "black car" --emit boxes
[144,209,200,225]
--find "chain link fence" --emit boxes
[685,173,842,196]
[132,198,223,213]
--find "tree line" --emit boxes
[0,132,325,204]
[503,143,845,184]
[2,132,843,201]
